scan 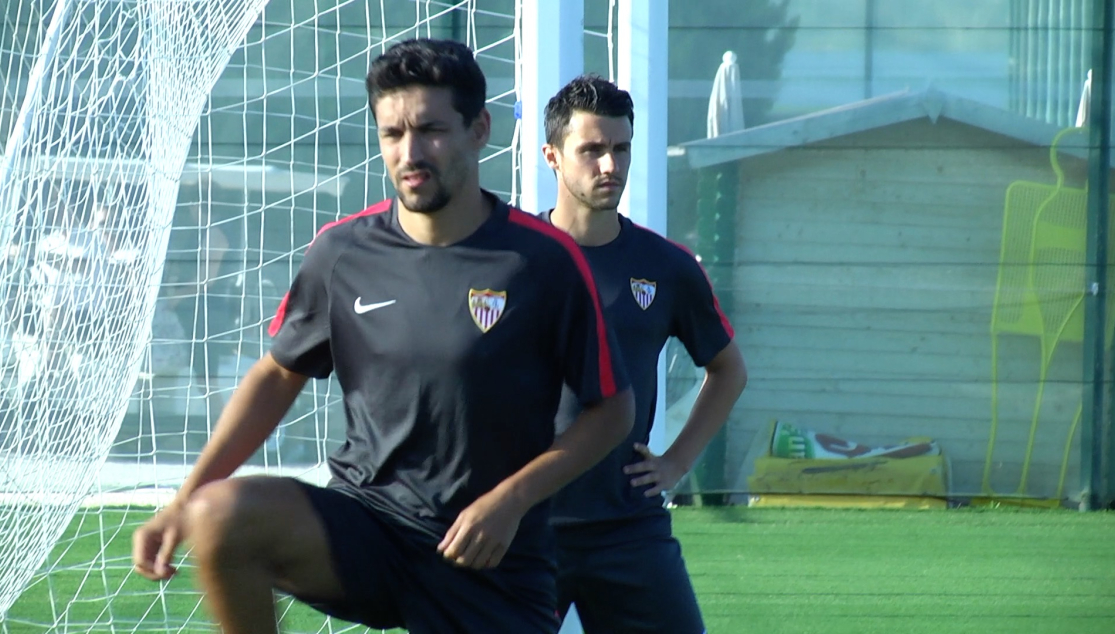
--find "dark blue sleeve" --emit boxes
[671,248,734,367]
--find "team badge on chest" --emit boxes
[468,289,507,332]
[630,278,657,310]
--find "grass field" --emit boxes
[4,506,1114,633]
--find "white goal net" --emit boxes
[0,0,268,626]
[0,1,524,631]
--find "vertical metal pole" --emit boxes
[519,0,583,212]
[1082,0,1112,510]
[617,0,669,454]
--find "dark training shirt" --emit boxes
[542,211,733,538]
[268,194,629,561]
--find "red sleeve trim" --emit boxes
[268,199,393,337]
[666,238,736,339]
[507,208,619,397]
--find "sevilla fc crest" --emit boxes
[630,278,656,310]
[468,289,507,332]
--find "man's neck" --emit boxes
[551,198,620,247]
[398,187,491,246]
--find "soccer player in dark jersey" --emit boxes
[540,75,748,634]
[131,41,635,634]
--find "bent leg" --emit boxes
[180,476,350,634]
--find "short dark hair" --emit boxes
[544,74,634,146]
[365,38,487,124]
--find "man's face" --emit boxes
[373,86,489,214]
[546,111,632,212]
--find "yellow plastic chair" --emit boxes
[985,127,1115,503]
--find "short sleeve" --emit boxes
[552,252,629,406]
[671,250,734,367]
[267,229,342,379]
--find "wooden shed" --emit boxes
[675,88,1113,502]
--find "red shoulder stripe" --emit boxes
[268,199,393,337]
[507,208,618,397]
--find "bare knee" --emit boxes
[183,477,345,601]
[182,476,291,569]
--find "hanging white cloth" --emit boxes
[706,50,746,138]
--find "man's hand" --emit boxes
[435,389,634,571]
[132,503,187,581]
[437,489,525,570]
[130,353,308,584]
[624,442,687,498]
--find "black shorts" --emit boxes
[556,516,705,634]
[294,482,560,634]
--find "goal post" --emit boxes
[517,0,583,213]
[616,0,670,457]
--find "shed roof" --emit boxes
[677,88,1093,170]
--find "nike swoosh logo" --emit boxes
[354,298,396,314]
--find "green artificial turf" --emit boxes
[4,506,1114,633]
[675,506,1115,634]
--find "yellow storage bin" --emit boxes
[746,421,950,503]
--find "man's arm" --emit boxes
[626,342,747,496]
[171,353,307,503]
[438,388,635,567]
[134,221,335,581]
[132,353,308,580]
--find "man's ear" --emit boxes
[541,143,560,171]
[470,108,492,148]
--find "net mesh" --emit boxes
[1,1,520,631]
[0,0,268,624]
